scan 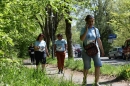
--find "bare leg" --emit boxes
[42,64,45,71]
[95,67,100,83]
[82,69,89,84]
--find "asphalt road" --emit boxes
[100,57,130,66]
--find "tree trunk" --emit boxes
[44,16,50,53]
[65,18,73,58]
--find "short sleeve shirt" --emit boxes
[35,40,46,52]
[80,26,100,46]
[55,39,67,51]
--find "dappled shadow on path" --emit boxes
[86,84,93,86]
[99,77,126,86]
[77,77,126,86]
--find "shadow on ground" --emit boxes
[99,77,126,86]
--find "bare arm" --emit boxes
[34,46,40,51]
[97,38,105,56]
[45,46,49,57]
[65,44,67,52]
[54,44,56,53]
[80,26,88,41]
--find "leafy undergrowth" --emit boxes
[0,58,78,86]
[117,64,130,81]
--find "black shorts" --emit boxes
[35,51,46,65]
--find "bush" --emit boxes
[118,64,130,80]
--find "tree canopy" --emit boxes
[0,0,130,58]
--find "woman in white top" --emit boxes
[34,33,49,71]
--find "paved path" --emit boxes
[23,59,129,86]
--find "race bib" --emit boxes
[31,52,34,54]
[56,46,63,51]
[87,40,95,44]
[39,46,45,52]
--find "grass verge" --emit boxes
[0,58,78,86]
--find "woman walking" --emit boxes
[80,15,104,86]
[54,34,67,74]
[34,33,49,71]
